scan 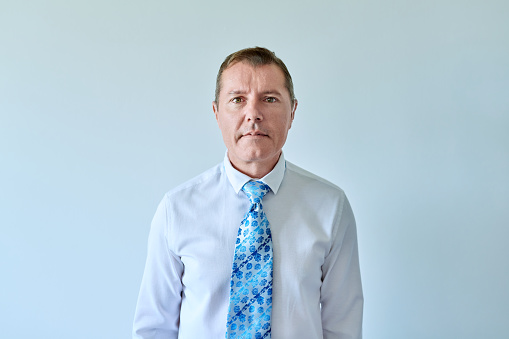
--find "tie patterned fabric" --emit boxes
[226,180,273,339]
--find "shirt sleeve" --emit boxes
[133,195,183,339]
[321,194,364,339]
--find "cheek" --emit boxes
[275,117,292,134]
[218,118,238,141]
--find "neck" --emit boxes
[229,153,281,179]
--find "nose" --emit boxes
[245,100,263,122]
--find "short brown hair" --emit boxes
[214,47,296,105]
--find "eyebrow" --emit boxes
[227,90,283,96]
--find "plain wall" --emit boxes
[1,1,508,338]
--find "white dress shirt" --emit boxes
[133,153,363,338]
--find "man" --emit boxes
[133,47,363,338]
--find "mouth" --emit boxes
[241,130,268,138]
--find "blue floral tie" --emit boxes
[226,180,273,339]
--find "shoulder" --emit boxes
[281,161,355,236]
[285,161,345,197]
[163,162,224,202]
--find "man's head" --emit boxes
[214,47,296,107]
[213,47,298,178]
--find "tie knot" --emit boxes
[242,180,270,204]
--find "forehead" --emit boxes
[220,62,286,92]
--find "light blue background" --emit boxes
[1,1,508,338]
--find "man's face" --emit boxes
[213,61,297,174]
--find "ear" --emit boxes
[212,101,219,122]
[289,99,298,127]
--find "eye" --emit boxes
[265,97,277,103]
[231,97,243,104]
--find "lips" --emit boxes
[241,130,268,138]
[244,131,267,136]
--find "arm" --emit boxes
[133,196,183,339]
[321,195,364,339]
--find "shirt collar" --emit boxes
[223,152,286,195]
